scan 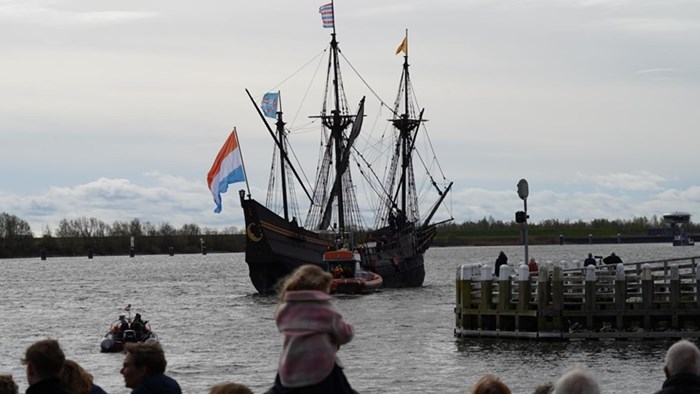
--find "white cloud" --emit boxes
[2,174,700,236]
[577,171,667,191]
[1,175,244,236]
[1,0,699,236]
[600,17,700,33]
[0,1,157,26]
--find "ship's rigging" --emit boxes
[252,31,452,235]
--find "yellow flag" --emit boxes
[395,36,407,55]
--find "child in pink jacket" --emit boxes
[267,264,357,394]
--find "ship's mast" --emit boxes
[392,31,421,222]
[319,32,353,232]
[306,2,364,233]
[330,33,345,231]
[400,50,410,215]
[275,97,289,221]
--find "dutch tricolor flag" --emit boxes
[207,128,246,213]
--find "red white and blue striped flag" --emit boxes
[319,3,333,28]
[207,128,246,213]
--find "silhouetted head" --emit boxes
[22,339,65,385]
[664,339,700,378]
[554,364,600,394]
[471,374,511,394]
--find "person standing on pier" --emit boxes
[528,257,538,273]
[602,252,622,265]
[655,339,700,394]
[584,253,597,267]
[494,251,508,277]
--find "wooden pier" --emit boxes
[454,256,700,340]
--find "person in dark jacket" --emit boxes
[602,252,622,265]
[494,251,508,277]
[655,339,700,394]
[584,253,597,267]
[121,342,181,394]
[21,339,70,394]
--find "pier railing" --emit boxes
[454,256,700,340]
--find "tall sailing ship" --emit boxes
[239,3,452,294]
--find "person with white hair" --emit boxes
[655,339,700,394]
[553,364,600,394]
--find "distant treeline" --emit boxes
[433,216,699,246]
[0,212,697,258]
[0,212,245,258]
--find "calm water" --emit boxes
[0,244,698,393]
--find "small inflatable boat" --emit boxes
[324,249,383,295]
[100,306,158,353]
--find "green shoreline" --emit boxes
[1,230,692,259]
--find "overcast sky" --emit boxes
[1,0,699,235]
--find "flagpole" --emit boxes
[405,28,408,57]
[331,0,336,35]
[233,127,252,198]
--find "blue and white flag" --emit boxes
[261,92,279,118]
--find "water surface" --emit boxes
[0,243,696,393]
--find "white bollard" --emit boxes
[499,264,512,281]
[585,264,596,281]
[460,264,471,280]
[518,264,530,282]
[615,263,625,280]
[481,264,493,281]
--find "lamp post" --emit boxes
[516,179,529,265]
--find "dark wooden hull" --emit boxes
[240,197,436,293]
[241,198,331,293]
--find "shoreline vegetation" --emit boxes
[0,212,697,258]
